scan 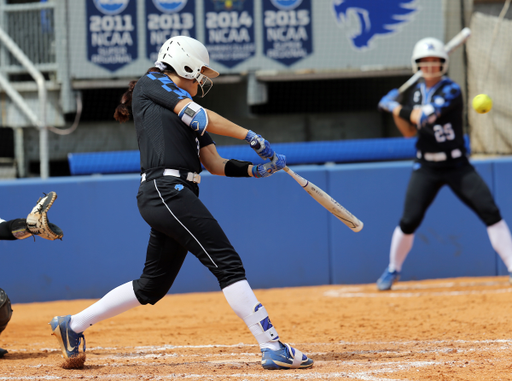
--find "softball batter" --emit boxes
[377,37,512,291]
[49,36,313,370]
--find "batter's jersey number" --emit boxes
[433,123,455,142]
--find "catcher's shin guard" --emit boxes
[0,288,13,335]
[26,191,63,240]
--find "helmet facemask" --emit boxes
[188,67,213,98]
[416,59,445,79]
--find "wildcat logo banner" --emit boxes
[332,0,418,50]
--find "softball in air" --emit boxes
[472,94,493,114]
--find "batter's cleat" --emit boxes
[261,341,314,370]
[49,315,85,359]
[377,267,400,291]
[0,348,7,358]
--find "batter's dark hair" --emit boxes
[114,64,176,123]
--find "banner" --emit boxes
[203,0,256,68]
[86,0,138,72]
[263,0,312,66]
[145,0,196,63]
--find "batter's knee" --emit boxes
[132,278,172,305]
[482,210,502,227]
[399,218,420,235]
[211,265,247,290]
[0,289,13,335]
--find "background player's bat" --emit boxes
[283,166,363,233]
[398,27,471,94]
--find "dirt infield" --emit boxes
[1,276,512,380]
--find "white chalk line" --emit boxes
[4,339,511,381]
[325,287,512,298]
[328,280,509,293]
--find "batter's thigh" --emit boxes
[400,165,445,234]
[446,165,502,226]
[138,177,246,289]
[133,228,188,305]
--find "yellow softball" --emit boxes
[472,94,493,114]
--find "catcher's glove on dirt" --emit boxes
[26,191,64,240]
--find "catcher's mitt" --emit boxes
[26,191,64,241]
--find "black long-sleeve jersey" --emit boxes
[404,77,466,166]
[132,71,214,176]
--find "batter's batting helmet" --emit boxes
[411,37,448,77]
[156,36,219,97]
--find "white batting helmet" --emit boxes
[156,36,219,96]
[411,37,448,77]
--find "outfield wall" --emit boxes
[1,157,511,303]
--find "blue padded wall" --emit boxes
[67,136,471,176]
[68,137,421,175]
[0,156,509,303]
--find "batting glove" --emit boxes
[252,153,286,178]
[245,130,275,160]
[378,88,400,113]
[418,104,437,129]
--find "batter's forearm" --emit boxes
[206,110,248,140]
[393,106,418,137]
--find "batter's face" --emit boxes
[418,57,443,79]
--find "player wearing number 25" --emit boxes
[48,36,313,370]
[376,37,512,291]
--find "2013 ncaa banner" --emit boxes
[86,0,138,72]
[145,0,196,63]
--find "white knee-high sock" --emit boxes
[69,281,141,333]
[389,226,414,273]
[222,280,280,351]
[487,220,512,272]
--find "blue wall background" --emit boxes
[1,157,511,303]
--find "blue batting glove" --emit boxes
[252,154,286,178]
[245,130,275,160]
[418,104,437,129]
[378,88,400,113]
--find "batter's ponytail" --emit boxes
[114,80,137,123]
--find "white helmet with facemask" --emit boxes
[411,37,448,79]
[156,36,219,97]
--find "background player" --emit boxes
[376,37,512,291]
[0,192,63,358]
[49,36,313,370]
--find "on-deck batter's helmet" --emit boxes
[0,288,13,335]
[411,37,448,78]
[156,36,219,97]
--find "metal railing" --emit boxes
[0,0,58,179]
